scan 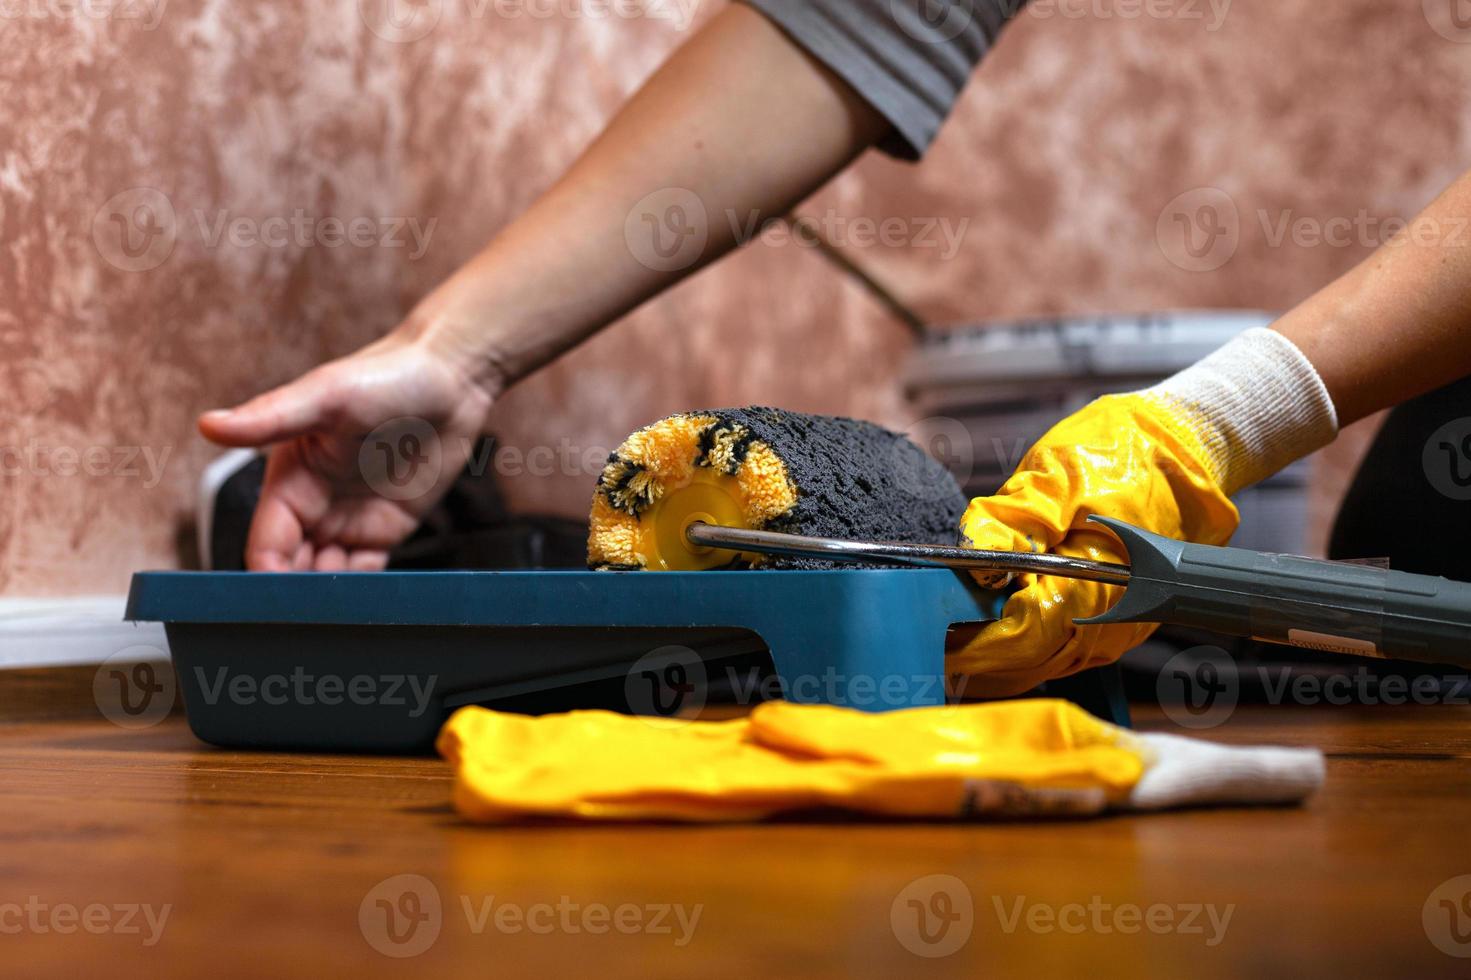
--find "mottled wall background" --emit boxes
[1,0,1467,594]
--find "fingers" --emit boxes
[199,368,336,448]
[244,444,330,571]
[247,530,391,573]
[245,494,311,572]
[245,465,406,572]
[312,544,348,573]
[947,574,1146,698]
[958,461,1082,588]
[947,583,1067,693]
[346,549,390,572]
[306,545,390,572]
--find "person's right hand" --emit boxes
[198,332,498,572]
[949,327,1339,697]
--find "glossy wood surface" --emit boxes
[4,667,1470,977]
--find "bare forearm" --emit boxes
[1275,171,1471,425]
[410,4,887,393]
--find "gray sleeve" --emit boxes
[738,0,1023,159]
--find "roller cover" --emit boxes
[588,407,967,570]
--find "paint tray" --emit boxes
[125,568,1128,753]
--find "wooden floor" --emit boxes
[5,666,1471,979]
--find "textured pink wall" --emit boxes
[2,0,1467,593]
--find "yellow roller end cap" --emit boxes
[638,470,753,571]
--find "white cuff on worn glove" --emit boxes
[1141,327,1339,495]
[1127,733,1326,810]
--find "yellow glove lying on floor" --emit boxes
[953,328,1339,695]
[437,699,1324,823]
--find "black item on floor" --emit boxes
[205,438,588,571]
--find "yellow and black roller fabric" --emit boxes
[589,407,967,571]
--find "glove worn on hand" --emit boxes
[437,699,1325,823]
[952,328,1339,696]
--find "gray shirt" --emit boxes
[739,0,1025,159]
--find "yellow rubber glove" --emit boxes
[436,699,1324,823]
[953,329,1339,696]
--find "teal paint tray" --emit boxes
[125,568,1127,753]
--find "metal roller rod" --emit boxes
[685,522,1133,586]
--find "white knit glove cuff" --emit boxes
[1140,328,1339,495]
[1126,733,1326,810]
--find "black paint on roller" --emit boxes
[702,407,967,569]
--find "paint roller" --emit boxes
[590,408,1471,668]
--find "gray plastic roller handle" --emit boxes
[1079,516,1471,667]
